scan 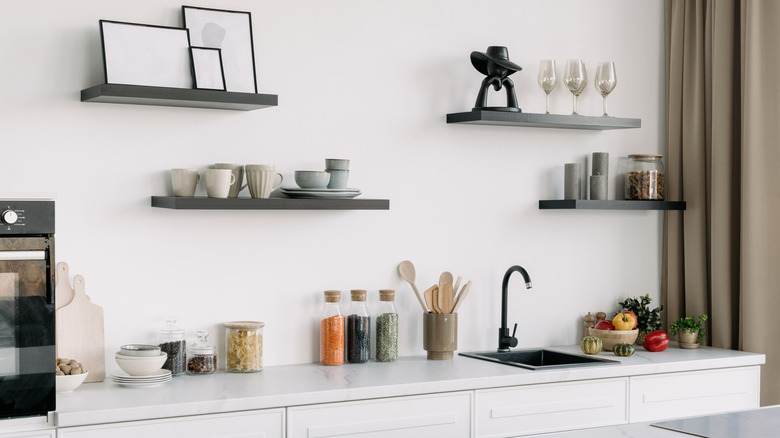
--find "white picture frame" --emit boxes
[182,6,258,93]
[190,47,226,91]
[100,20,192,89]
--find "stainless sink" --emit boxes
[459,349,619,370]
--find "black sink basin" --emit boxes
[459,349,619,370]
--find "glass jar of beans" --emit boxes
[157,317,186,375]
[625,154,665,200]
[187,330,216,375]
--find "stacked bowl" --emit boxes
[115,344,167,376]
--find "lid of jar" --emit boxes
[157,317,184,336]
[189,330,215,354]
[628,154,663,159]
[379,289,395,301]
[350,289,367,301]
[223,321,265,329]
[324,290,340,302]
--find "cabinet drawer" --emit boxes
[287,391,471,438]
[56,409,284,438]
[0,431,55,438]
[629,366,760,422]
[475,377,628,437]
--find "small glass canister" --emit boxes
[187,330,216,375]
[346,289,370,364]
[625,154,665,200]
[375,289,398,362]
[223,321,264,373]
[320,290,344,365]
[157,317,186,375]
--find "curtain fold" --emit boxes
[664,0,780,406]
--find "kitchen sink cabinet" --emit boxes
[628,366,761,423]
[474,378,628,437]
[286,391,472,438]
[55,408,284,438]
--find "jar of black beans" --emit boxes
[346,289,370,363]
[157,317,186,375]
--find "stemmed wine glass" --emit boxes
[538,60,558,114]
[594,61,617,116]
[564,59,587,115]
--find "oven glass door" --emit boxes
[0,237,55,419]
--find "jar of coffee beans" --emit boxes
[157,317,186,375]
[187,330,216,375]
[625,154,665,200]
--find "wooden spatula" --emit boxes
[423,284,438,313]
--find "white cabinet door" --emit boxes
[287,391,472,438]
[56,409,284,438]
[629,366,760,423]
[0,430,55,438]
[475,377,628,437]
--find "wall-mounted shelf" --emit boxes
[151,196,389,210]
[539,200,686,210]
[447,110,641,130]
[81,84,278,111]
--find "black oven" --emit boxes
[0,200,55,419]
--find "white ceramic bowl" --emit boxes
[115,354,166,376]
[56,371,89,393]
[294,170,331,189]
[119,344,161,357]
[115,351,167,360]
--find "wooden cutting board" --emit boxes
[55,262,74,311]
[55,274,105,382]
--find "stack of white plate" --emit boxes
[281,187,361,199]
[111,369,172,388]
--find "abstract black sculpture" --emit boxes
[471,46,522,112]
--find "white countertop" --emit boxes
[53,343,765,428]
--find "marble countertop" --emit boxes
[53,343,765,428]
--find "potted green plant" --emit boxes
[669,314,708,347]
[617,294,663,345]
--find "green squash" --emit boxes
[581,336,602,355]
[612,343,635,357]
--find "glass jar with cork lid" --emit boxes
[375,289,398,362]
[223,321,264,372]
[320,290,344,365]
[625,154,665,200]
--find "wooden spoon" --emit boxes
[451,281,472,314]
[423,284,438,313]
[440,283,454,314]
[398,260,428,312]
[438,271,453,313]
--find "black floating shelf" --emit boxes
[447,110,641,130]
[539,200,686,210]
[81,84,278,111]
[151,196,389,210]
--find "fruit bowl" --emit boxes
[589,328,639,350]
[56,371,89,393]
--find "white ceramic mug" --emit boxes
[214,163,244,198]
[204,168,237,198]
[171,169,200,197]
[245,164,284,198]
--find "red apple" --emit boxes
[595,319,614,330]
[623,311,638,329]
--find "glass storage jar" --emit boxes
[187,330,216,375]
[346,289,370,364]
[320,290,344,365]
[625,154,665,200]
[157,317,186,375]
[375,289,398,362]
[223,321,264,373]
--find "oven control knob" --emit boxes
[1,210,18,225]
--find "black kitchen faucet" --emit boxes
[498,265,533,352]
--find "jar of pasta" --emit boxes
[223,321,264,373]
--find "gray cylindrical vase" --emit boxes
[564,163,582,200]
[590,175,608,200]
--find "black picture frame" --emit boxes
[99,20,192,89]
[182,6,258,93]
[190,47,226,91]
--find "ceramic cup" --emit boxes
[326,169,349,189]
[171,169,200,197]
[214,163,244,198]
[204,168,236,198]
[325,158,350,170]
[245,165,284,198]
[423,312,458,360]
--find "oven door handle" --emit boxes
[0,250,46,261]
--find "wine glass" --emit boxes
[564,59,587,115]
[538,60,558,114]
[594,61,617,116]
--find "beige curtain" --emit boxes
[664,0,780,406]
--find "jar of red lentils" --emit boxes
[320,290,344,365]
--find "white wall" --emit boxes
[0,0,666,367]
